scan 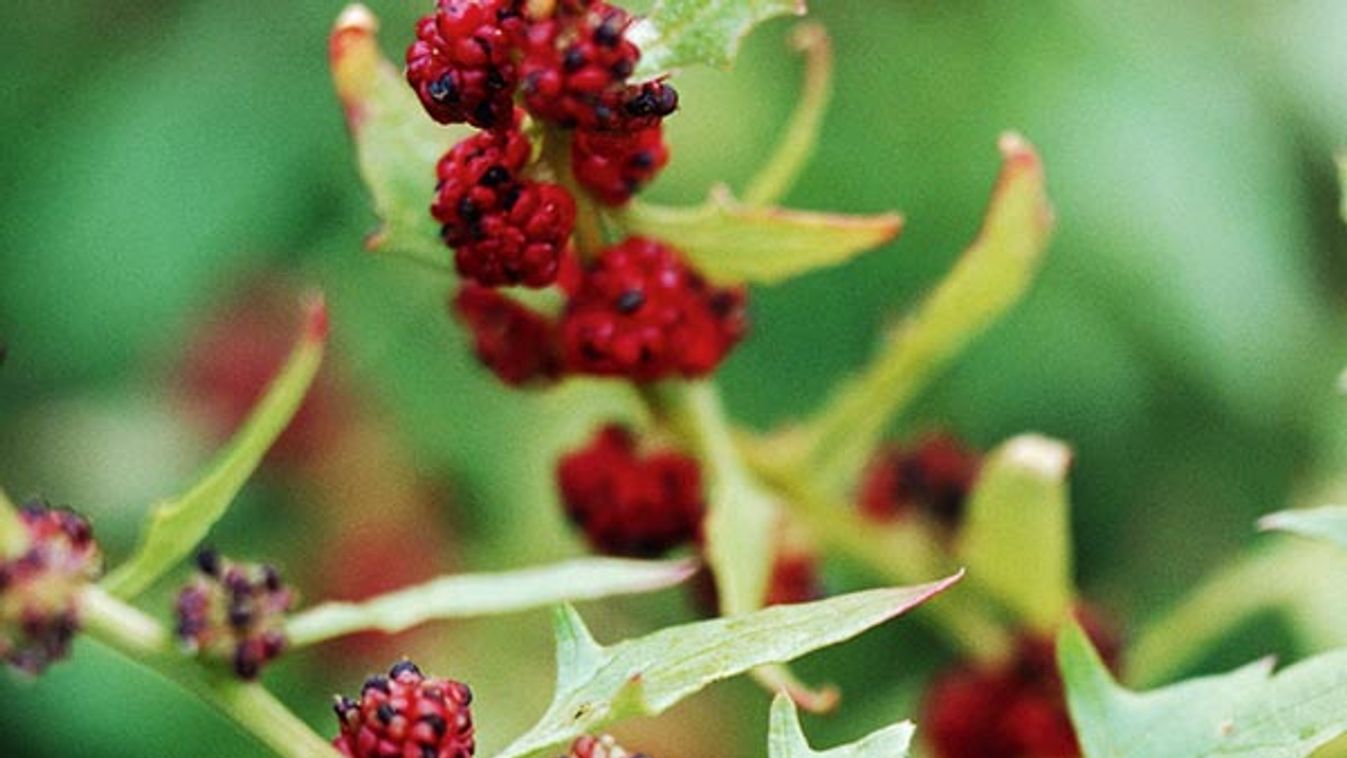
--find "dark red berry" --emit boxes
[689,541,821,615]
[175,553,294,680]
[452,284,561,385]
[560,238,747,380]
[0,501,100,674]
[406,0,521,129]
[859,433,981,528]
[564,735,649,758]
[556,425,704,557]
[333,660,475,758]
[572,125,669,205]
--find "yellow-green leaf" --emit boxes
[768,694,914,758]
[628,0,805,78]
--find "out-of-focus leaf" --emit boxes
[1060,619,1347,758]
[628,0,805,78]
[330,5,464,270]
[0,488,27,559]
[494,576,960,758]
[794,134,1055,491]
[1263,506,1347,551]
[957,435,1074,631]
[285,558,697,647]
[618,190,901,286]
[102,299,327,599]
[767,694,914,757]
[1337,151,1346,224]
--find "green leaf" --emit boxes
[493,575,960,758]
[102,299,327,599]
[330,5,465,270]
[767,694,914,757]
[1059,619,1347,758]
[1260,506,1347,552]
[1337,151,1346,225]
[628,0,806,78]
[285,557,697,647]
[795,134,1055,492]
[0,487,27,559]
[957,434,1074,631]
[617,190,902,286]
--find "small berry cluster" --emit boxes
[333,660,475,758]
[0,501,100,674]
[174,550,294,679]
[859,433,982,529]
[563,735,648,758]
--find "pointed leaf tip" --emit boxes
[303,292,330,343]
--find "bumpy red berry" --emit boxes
[560,238,746,380]
[572,125,669,205]
[333,660,475,758]
[406,0,522,129]
[0,501,100,674]
[859,434,981,528]
[556,425,704,557]
[175,550,294,679]
[452,284,561,385]
[564,735,648,758]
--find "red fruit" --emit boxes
[762,547,822,607]
[559,238,747,380]
[556,425,704,557]
[565,735,648,758]
[175,551,294,680]
[0,501,101,674]
[333,660,475,758]
[452,285,561,385]
[858,433,981,527]
[572,125,669,205]
[406,0,522,129]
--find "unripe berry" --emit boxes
[0,501,100,674]
[560,238,747,380]
[556,425,704,557]
[564,735,649,758]
[333,660,475,758]
[858,433,981,528]
[572,125,669,205]
[452,284,561,385]
[175,551,294,679]
[406,0,522,129]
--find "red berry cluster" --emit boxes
[859,433,982,528]
[453,285,563,385]
[922,609,1121,758]
[406,0,522,130]
[174,550,294,680]
[333,660,475,758]
[556,424,704,557]
[563,735,648,758]
[571,127,669,205]
[0,501,100,675]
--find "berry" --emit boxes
[560,238,747,380]
[556,425,704,557]
[564,735,648,758]
[572,125,669,205]
[175,551,294,679]
[859,433,981,528]
[0,501,100,674]
[762,547,822,607]
[452,285,561,385]
[922,608,1122,758]
[333,660,475,758]
[406,0,522,129]
[432,127,576,288]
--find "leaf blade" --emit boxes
[1259,506,1347,552]
[629,0,805,78]
[768,694,914,758]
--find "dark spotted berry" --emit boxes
[859,433,982,529]
[333,660,475,758]
[559,238,747,380]
[564,735,649,758]
[556,425,704,557]
[452,284,561,385]
[571,125,669,205]
[0,501,100,674]
[406,0,522,129]
[175,552,294,679]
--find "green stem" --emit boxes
[541,126,610,256]
[80,586,339,758]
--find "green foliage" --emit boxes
[767,694,914,757]
[494,577,958,758]
[629,0,805,77]
[1260,506,1347,551]
[1059,620,1347,758]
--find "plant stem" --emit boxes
[541,125,610,257]
[80,586,339,758]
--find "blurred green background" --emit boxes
[3,0,1347,755]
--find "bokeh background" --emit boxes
[4,0,1347,755]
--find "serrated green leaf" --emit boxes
[796,134,1055,492]
[767,694,914,757]
[957,434,1074,631]
[618,191,901,286]
[1260,506,1347,552]
[330,5,465,270]
[285,557,696,647]
[102,300,327,599]
[1060,619,1347,758]
[494,575,960,758]
[628,0,805,78]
